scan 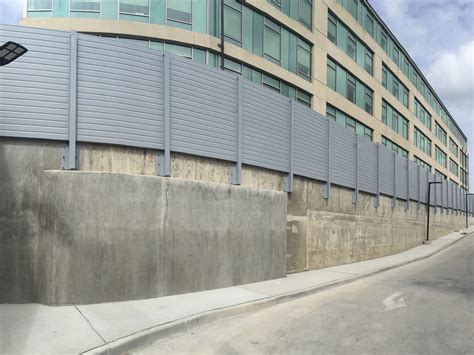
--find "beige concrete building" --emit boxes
[22,0,469,189]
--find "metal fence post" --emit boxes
[284,99,294,192]
[63,30,78,170]
[352,135,359,204]
[158,53,171,177]
[427,170,430,209]
[434,175,438,214]
[392,152,396,208]
[417,164,421,210]
[440,178,444,214]
[453,184,456,214]
[406,158,409,210]
[324,119,331,200]
[449,182,452,214]
[456,188,459,215]
[231,76,242,185]
[374,143,380,208]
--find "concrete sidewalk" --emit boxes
[1,228,472,354]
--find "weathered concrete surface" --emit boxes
[43,171,287,304]
[0,138,62,304]
[287,176,467,273]
[79,144,285,191]
[0,139,287,304]
[1,138,469,303]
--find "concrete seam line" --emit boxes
[75,305,107,345]
[81,233,469,355]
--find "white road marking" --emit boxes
[381,291,406,312]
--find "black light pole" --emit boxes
[0,41,28,66]
[426,181,442,244]
[219,0,225,69]
[466,193,474,229]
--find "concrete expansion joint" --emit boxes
[74,305,107,345]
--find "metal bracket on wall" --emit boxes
[352,136,359,204]
[61,145,79,170]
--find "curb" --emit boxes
[82,232,470,355]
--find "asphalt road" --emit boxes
[136,234,474,355]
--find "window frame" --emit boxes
[263,17,282,65]
[70,0,100,13]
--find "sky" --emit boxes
[370,0,474,189]
[0,0,473,188]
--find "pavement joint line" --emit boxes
[323,270,359,276]
[74,305,107,345]
[81,230,471,355]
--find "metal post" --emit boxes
[284,99,294,192]
[417,165,421,210]
[406,159,409,210]
[158,53,171,176]
[374,143,380,208]
[64,31,78,170]
[232,76,242,185]
[392,152,396,208]
[439,179,443,214]
[426,181,442,243]
[352,135,359,204]
[465,193,473,229]
[324,119,331,199]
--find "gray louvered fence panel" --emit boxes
[170,56,237,161]
[395,155,408,200]
[330,124,356,189]
[76,35,164,149]
[443,180,448,209]
[455,187,459,210]
[428,174,436,206]
[242,81,290,173]
[358,138,377,194]
[448,182,453,209]
[453,185,457,210]
[435,177,442,206]
[409,161,419,200]
[0,25,70,140]
[420,170,428,204]
[1,24,468,209]
[379,148,394,196]
[293,105,328,181]
[439,179,445,209]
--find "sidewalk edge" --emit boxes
[82,232,469,355]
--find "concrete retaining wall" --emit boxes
[0,138,470,304]
[287,176,467,272]
[0,138,287,304]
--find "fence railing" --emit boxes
[0,24,471,214]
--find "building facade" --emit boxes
[21,0,469,189]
